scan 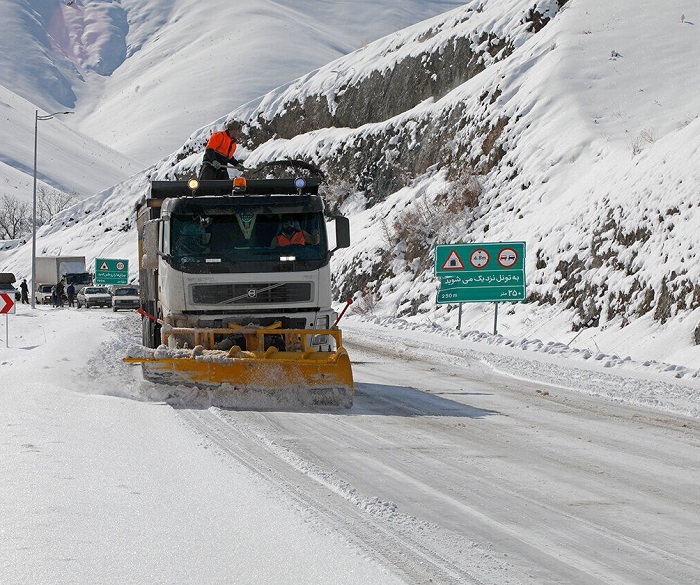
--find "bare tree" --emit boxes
[0,195,30,240]
[37,187,76,225]
[0,187,77,240]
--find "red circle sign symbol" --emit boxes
[470,248,490,269]
[498,248,518,268]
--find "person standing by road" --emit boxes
[66,282,75,307]
[19,278,29,304]
[55,279,65,308]
[198,119,245,180]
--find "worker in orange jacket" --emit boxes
[199,119,245,180]
[271,217,320,247]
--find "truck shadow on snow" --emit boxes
[350,383,498,418]
[158,382,497,418]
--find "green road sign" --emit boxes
[435,242,526,303]
[95,258,129,285]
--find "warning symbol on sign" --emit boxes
[99,261,109,270]
[0,292,15,314]
[441,250,465,271]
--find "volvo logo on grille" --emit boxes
[247,288,257,298]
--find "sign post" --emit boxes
[95,258,129,286]
[434,242,526,334]
[0,292,16,348]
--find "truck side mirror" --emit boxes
[141,220,160,270]
[333,216,350,250]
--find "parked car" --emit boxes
[0,272,20,301]
[36,284,53,304]
[76,286,112,308]
[112,285,140,312]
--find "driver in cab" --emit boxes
[271,217,319,248]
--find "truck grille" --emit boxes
[192,282,312,305]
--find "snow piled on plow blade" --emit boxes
[125,345,354,409]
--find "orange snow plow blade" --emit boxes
[124,326,354,408]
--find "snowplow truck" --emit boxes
[125,175,354,407]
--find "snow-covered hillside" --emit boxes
[164,0,700,365]
[0,85,141,202]
[1,0,699,369]
[0,0,465,169]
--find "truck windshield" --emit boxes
[66,273,92,285]
[169,211,328,270]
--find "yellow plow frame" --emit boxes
[124,325,354,407]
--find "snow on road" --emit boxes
[1,307,402,585]
[343,331,700,583]
[342,317,700,419]
[2,306,700,584]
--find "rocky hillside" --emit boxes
[160,0,700,342]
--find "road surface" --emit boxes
[5,309,698,584]
[171,325,700,584]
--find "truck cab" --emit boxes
[138,176,350,349]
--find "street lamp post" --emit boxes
[30,109,73,308]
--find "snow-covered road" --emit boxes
[343,333,700,583]
[2,307,699,584]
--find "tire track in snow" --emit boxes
[176,407,491,585]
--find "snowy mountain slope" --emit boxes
[0,84,141,203]
[0,0,465,167]
[1,0,699,368]
[197,0,700,359]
